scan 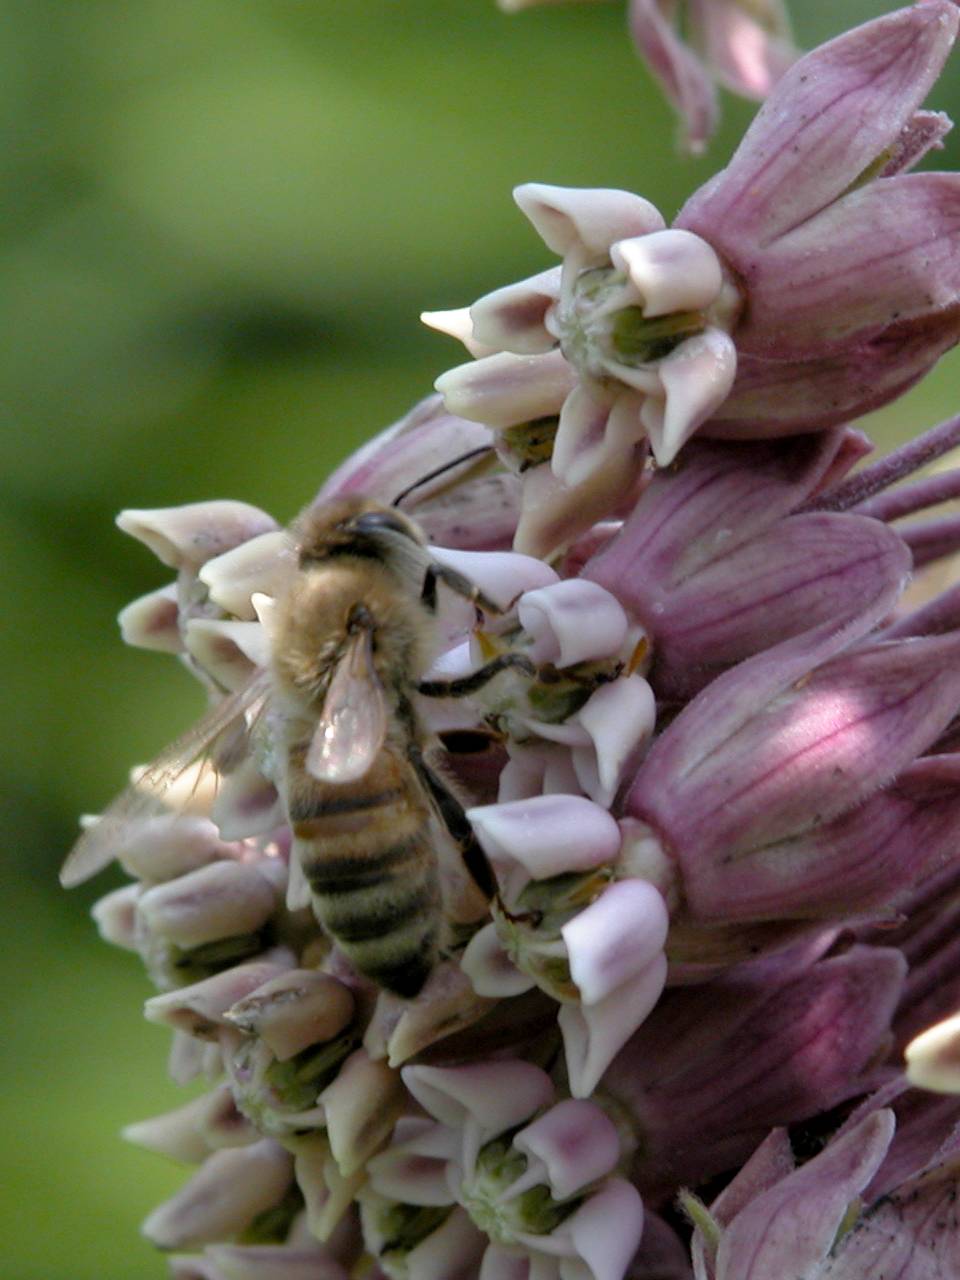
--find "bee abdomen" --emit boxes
[303,833,441,998]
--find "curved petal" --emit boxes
[678,1,960,248]
[514,183,665,261]
[561,880,669,1006]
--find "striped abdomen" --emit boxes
[286,745,440,997]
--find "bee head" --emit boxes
[295,497,426,575]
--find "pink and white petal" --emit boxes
[210,757,284,842]
[498,744,560,803]
[422,307,500,358]
[203,1244,348,1280]
[553,387,647,490]
[402,1062,554,1137]
[123,1092,222,1165]
[429,545,559,611]
[462,922,538,998]
[610,230,723,318]
[118,583,182,652]
[519,579,629,667]
[640,328,738,466]
[734,173,960,358]
[321,1050,405,1177]
[561,881,669,1007]
[513,434,647,561]
[184,618,267,691]
[559,955,668,1098]
[366,1127,458,1207]
[497,744,585,804]
[480,1245,535,1280]
[436,350,576,428]
[198,530,294,622]
[628,0,718,154]
[563,1180,644,1280]
[514,183,665,263]
[552,386,613,486]
[522,719,591,750]
[571,676,656,807]
[677,1,960,248]
[467,795,622,884]
[514,1179,644,1280]
[142,1141,294,1250]
[402,1207,488,1280]
[137,860,280,951]
[513,1100,620,1199]
[470,268,563,355]
[116,813,239,884]
[93,884,140,950]
[698,0,796,100]
[145,959,293,1040]
[117,502,277,572]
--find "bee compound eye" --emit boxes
[351,510,420,541]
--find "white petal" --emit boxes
[436,350,576,428]
[118,583,182,652]
[403,1207,488,1280]
[514,184,665,260]
[559,955,668,1097]
[199,530,294,621]
[570,676,656,806]
[513,1100,620,1198]
[561,880,669,1005]
[117,501,276,570]
[641,327,738,466]
[402,1061,554,1135]
[422,306,500,358]
[430,545,559,610]
[519,579,629,667]
[610,229,723,318]
[470,268,563,354]
[461,922,538,998]
[468,795,622,880]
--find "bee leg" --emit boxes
[417,652,536,699]
[420,563,510,617]
[409,747,496,900]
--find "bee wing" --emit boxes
[60,671,271,888]
[306,628,388,783]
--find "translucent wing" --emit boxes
[306,628,388,783]
[60,671,271,887]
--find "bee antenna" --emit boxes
[391,445,495,509]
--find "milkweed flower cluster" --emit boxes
[68,5,960,1279]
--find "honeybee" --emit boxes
[62,490,530,997]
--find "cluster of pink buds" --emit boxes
[66,5,960,1278]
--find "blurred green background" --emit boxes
[4,2,959,1276]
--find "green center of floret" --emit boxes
[460,1134,576,1243]
[558,266,705,376]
